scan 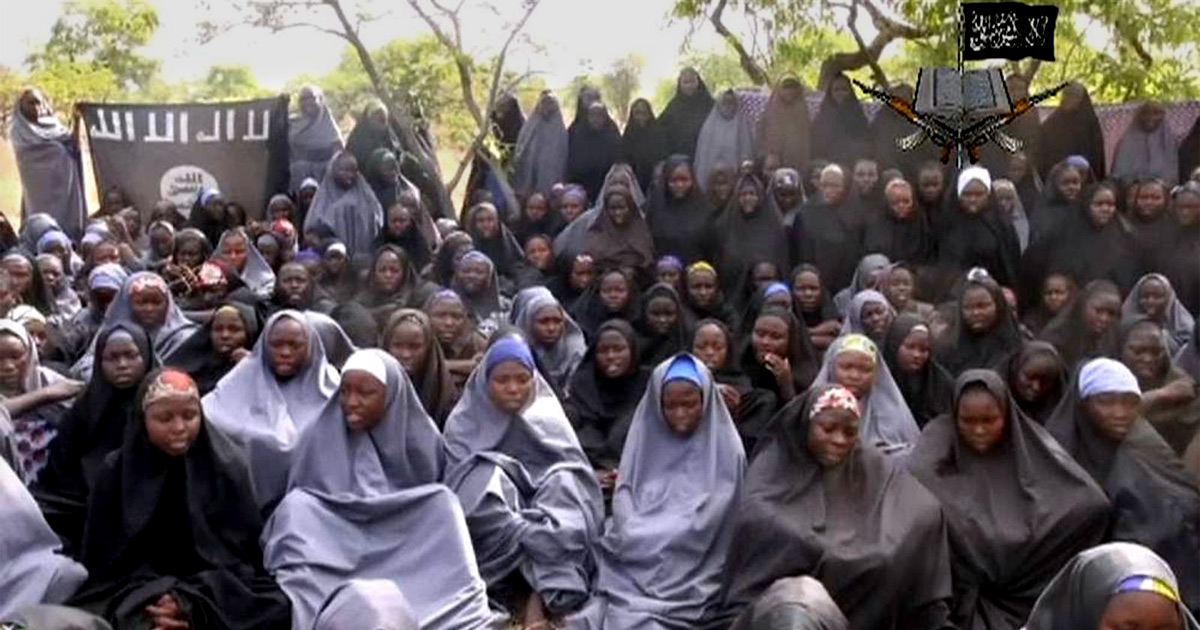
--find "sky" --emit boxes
[0,0,727,94]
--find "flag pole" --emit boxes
[956,2,965,171]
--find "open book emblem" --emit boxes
[854,70,1065,166]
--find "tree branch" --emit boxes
[819,0,925,89]
[710,0,771,86]
[846,0,889,88]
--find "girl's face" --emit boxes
[662,380,704,437]
[956,387,1007,455]
[886,185,915,219]
[1042,275,1075,314]
[751,315,790,361]
[605,194,632,227]
[101,335,146,388]
[710,172,734,204]
[995,189,1017,214]
[131,287,169,329]
[341,370,388,433]
[595,329,633,378]
[93,243,122,267]
[561,195,586,222]
[861,301,893,338]
[37,258,63,291]
[323,250,347,276]
[221,234,249,272]
[569,257,595,290]
[1138,278,1170,320]
[752,263,780,292]
[832,350,875,399]
[388,205,414,236]
[487,362,534,413]
[896,327,931,373]
[961,286,999,334]
[456,260,490,294]
[1135,183,1167,220]
[1174,192,1200,226]
[918,169,945,204]
[1099,591,1183,630]
[599,272,630,311]
[373,251,405,293]
[151,228,174,258]
[473,208,500,239]
[333,156,358,189]
[1007,153,1029,181]
[429,300,468,344]
[2,258,32,296]
[738,183,760,214]
[531,305,565,347]
[853,160,879,192]
[1014,352,1061,404]
[277,265,312,308]
[793,271,822,312]
[1084,392,1141,442]
[524,238,553,271]
[1122,325,1167,382]
[144,397,202,457]
[210,309,248,356]
[687,270,719,308]
[1083,291,1121,336]
[819,172,847,205]
[884,268,915,309]
[177,241,206,269]
[718,92,738,118]
[525,194,548,221]
[808,408,858,468]
[668,164,694,200]
[1088,188,1118,226]
[0,333,29,393]
[646,295,679,336]
[266,317,309,379]
[1056,168,1082,201]
[23,320,48,357]
[959,181,990,214]
[631,101,653,127]
[388,320,431,375]
[657,267,682,290]
[679,70,700,96]
[692,324,728,371]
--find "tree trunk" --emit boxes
[711,0,771,86]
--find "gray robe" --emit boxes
[10,106,86,239]
[314,580,419,630]
[512,95,569,197]
[303,151,384,258]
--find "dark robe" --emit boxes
[809,82,871,171]
[935,277,1025,376]
[372,219,433,274]
[345,105,401,174]
[908,370,1110,630]
[658,75,716,159]
[70,397,291,629]
[721,385,955,630]
[511,204,567,245]
[570,272,641,341]
[862,200,936,267]
[563,320,650,471]
[696,318,779,455]
[1003,341,1069,424]
[935,194,1021,292]
[716,175,790,307]
[1039,280,1123,370]
[739,306,819,401]
[1025,188,1139,296]
[620,100,669,193]
[645,154,718,266]
[161,302,260,395]
[882,315,953,428]
[1147,191,1200,316]
[792,197,866,294]
[567,111,622,201]
[1047,369,1200,612]
[633,284,690,368]
[1038,88,1107,181]
[354,245,437,331]
[1181,114,1200,184]
[32,324,156,555]
[463,205,527,286]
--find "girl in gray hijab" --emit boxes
[264,350,503,629]
[1111,102,1180,187]
[513,91,570,198]
[0,319,80,483]
[303,151,384,260]
[1023,542,1200,629]
[0,454,87,617]
[11,89,86,239]
[512,286,587,392]
[289,85,345,192]
[571,354,745,630]
[202,310,340,510]
[809,333,919,452]
[443,337,604,627]
[694,90,757,191]
[214,227,277,301]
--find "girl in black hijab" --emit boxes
[862,178,935,266]
[1004,341,1070,425]
[717,174,790,310]
[658,67,715,159]
[373,195,433,274]
[907,369,1110,629]
[934,272,1024,376]
[621,98,668,192]
[69,368,292,629]
[645,154,718,266]
[808,73,871,171]
[1126,178,1176,273]
[567,97,622,200]
[433,230,474,287]
[792,164,866,293]
[936,168,1021,293]
[883,314,953,428]
[683,261,739,332]
[345,100,400,172]
[511,192,567,245]
[1038,82,1107,180]
[789,264,841,352]
[33,322,154,555]
[692,318,779,455]
[563,319,650,490]
[571,267,640,340]
[1040,279,1124,370]
[1151,181,1200,316]
[161,301,259,395]
[633,283,689,368]
[491,93,525,164]
[383,308,459,427]
[463,201,526,287]
[741,305,818,404]
[355,244,436,328]
[1029,182,1139,297]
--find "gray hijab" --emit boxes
[0,455,88,617]
[811,333,919,451]
[289,85,345,191]
[1022,542,1200,630]
[2,606,113,630]
[838,289,895,337]
[314,580,419,630]
[553,163,647,261]
[693,91,757,192]
[215,228,277,300]
[512,287,587,392]
[585,354,745,629]
[10,102,86,238]
[833,253,891,317]
[304,151,384,257]
[993,178,1031,252]
[1111,105,1180,186]
[744,577,849,630]
[202,310,340,509]
[1122,273,1196,354]
[513,92,569,197]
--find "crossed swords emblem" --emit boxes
[853,78,1067,165]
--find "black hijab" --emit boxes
[355,244,436,321]
[721,384,954,630]
[567,100,622,200]
[463,202,526,282]
[658,68,716,159]
[434,231,474,287]
[634,283,690,368]
[1003,341,1069,425]
[1035,182,1139,296]
[621,98,668,192]
[570,268,640,340]
[936,175,1022,290]
[1181,114,1200,184]
[345,100,401,172]
[793,179,867,293]
[809,74,871,170]
[907,370,1111,630]
[934,275,1024,376]
[1046,362,1200,611]
[1040,280,1123,370]
[862,183,936,266]
[161,301,260,395]
[716,174,790,307]
[511,193,567,244]
[383,309,458,427]
[564,319,650,470]
[739,305,819,398]
[645,154,718,266]
[32,322,156,554]
[882,314,953,428]
[70,370,291,629]
[1038,83,1107,180]
[372,202,433,273]
[790,264,840,330]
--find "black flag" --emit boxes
[962,2,1058,61]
